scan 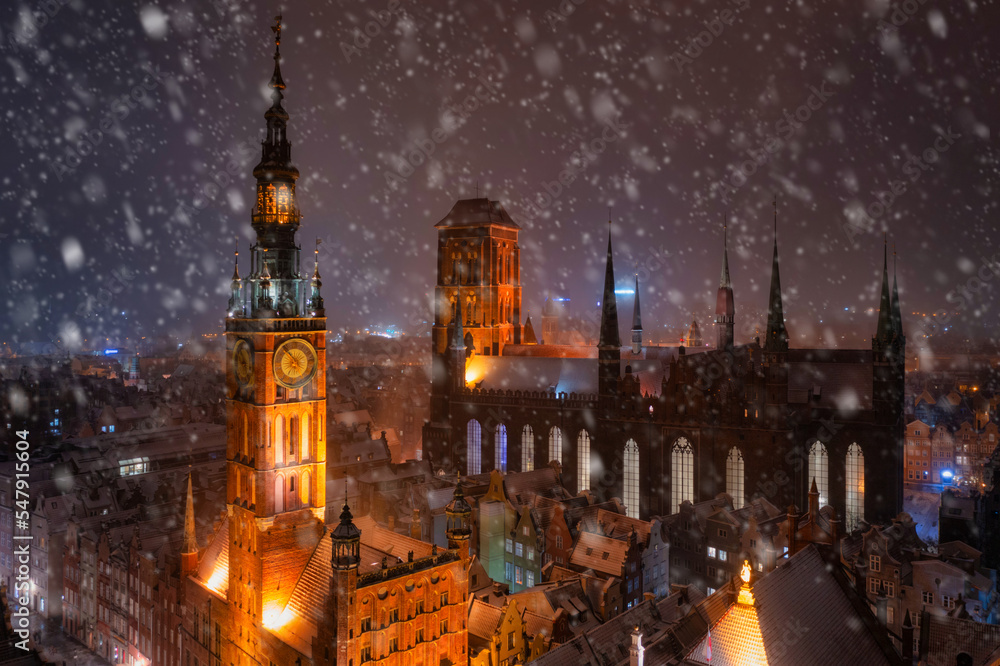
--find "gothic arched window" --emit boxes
[548,427,563,465]
[467,420,482,475]
[727,447,745,510]
[846,443,865,530]
[624,439,640,519]
[809,441,829,507]
[671,438,694,512]
[578,431,591,494]
[521,425,534,472]
[495,424,508,473]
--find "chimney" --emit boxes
[629,627,644,666]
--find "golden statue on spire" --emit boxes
[738,559,755,605]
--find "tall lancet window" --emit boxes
[727,447,745,510]
[809,441,829,508]
[495,424,508,473]
[521,425,534,472]
[467,420,482,475]
[846,443,865,530]
[577,431,591,494]
[624,439,640,519]
[671,438,694,512]
[548,427,563,465]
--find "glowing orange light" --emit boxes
[206,564,228,594]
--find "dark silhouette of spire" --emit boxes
[716,216,735,349]
[891,245,902,338]
[631,274,643,355]
[875,235,893,345]
[598,225,621,349]
[764,199,787,352]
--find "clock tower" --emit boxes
[224,16,327,663]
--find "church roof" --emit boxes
[463,355,664,397]
[687,596,768,665]
[435,197,520,230]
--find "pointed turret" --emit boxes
[227,244,243,317]
[181,473,198,576]
[764,203,788,352]
[715,218,735,349]
[598,228,621,349]
[331,498,361,571]
[890,246,902,340]
[445,474,472,560]
[308,239,325,316]
[598,223,622,404]
[874,236,893,349]
[522,315,538,344]
[631,274,643,355]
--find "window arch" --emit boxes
[274,476,284,513]
[467,420,482,475]
[727,447,745,510]
[275,416,284,466]
[809,441,829,508]
[578,431,591,494]
[521,425,534,472]
[288,415,298,460]
[301,413,310,460]
[846,443,864,530]
[495,424,508,473]
[548,427,563,465]
[624,439,640,519]
[301,470,311,507]
[671,438,694,512]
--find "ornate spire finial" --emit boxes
[272,13,282,54]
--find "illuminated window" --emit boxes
[846,443,865,530]
[515,566,523,585]
[521,425,534,472]
[808,441,829,507]
[548,427,563,465]
[515,543,523,558]
[505,538,513,553]
[726,447,745,509]
[276,185,289,223]
[495,424,507,473]
[301,413,310,460]
[624,439,640,519]
[707,546,716,558]
[467,420,482,475]
[275,415,284,466]
[577,430,591,493]
[671,438,694,512]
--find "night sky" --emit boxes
[2,0,996,352]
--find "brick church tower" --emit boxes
[223,16,327,662]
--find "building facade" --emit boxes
[425,205,907,529]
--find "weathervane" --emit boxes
[272,13,282,50]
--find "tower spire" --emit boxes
[598,223,621,349]
[715,214,735,349]
[764,198,788,352]
[183,473,197,555]
[631,273,643,355]
[308,238,325,316]
[891,244,902,338]
[875,234,893,347]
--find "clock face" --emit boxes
[273,338,318,389]
[234,340,253,387]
